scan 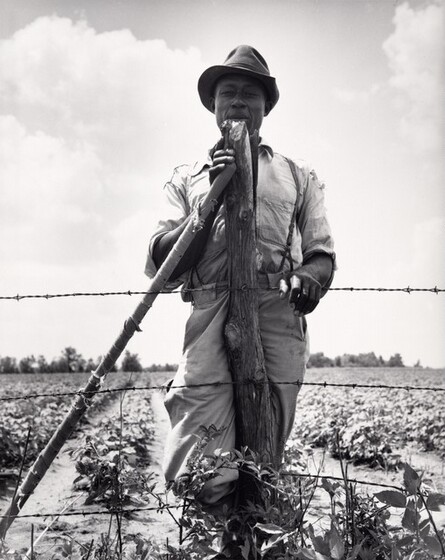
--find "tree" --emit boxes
[47,347,85,373]
[121,351,143,372]
[356,352,380,367]
[0,356,19,373]
[307,352,334,368]
[19,355,37,374]
[388,353,404,367]
[37,355,50,373]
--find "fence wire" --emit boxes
[0,471,405,522]
[1,379,444,403]
[0,285,443,301]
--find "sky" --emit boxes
[0,0,444,369]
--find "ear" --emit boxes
[264,100,273,116]
[210,97,216,113]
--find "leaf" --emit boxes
[397,535,414,547]
[261,533,286,553]
[391,544,402,560]
[374,490,406,508]
[254,522,284,535]
[347,541,364,560]
[321,478,336,496]
[426,492,445,511]
[328,525,345,560]
[297,549,330,560]
[419,518,430,539]
[239,537,250,560]
[423,535,442,555]
[403,463,420,495]
[297,550,318,560]
[401,506,419,532]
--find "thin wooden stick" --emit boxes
[0,126,240,539]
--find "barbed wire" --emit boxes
[0,503,179,520]
[0,472,404,521]
[1,378,444,403]
[0,285,443,301]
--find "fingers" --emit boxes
[288,275,303,316]
[290,275,301,293]
[295,282,320,315]
[282,274,321,316]
[279,278,288,298]
[209,148,236,185]
[212,148,235,167]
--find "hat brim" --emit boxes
[198,65,279,113]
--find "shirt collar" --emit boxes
[190,138,274,177]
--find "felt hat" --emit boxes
[197,45,279,112]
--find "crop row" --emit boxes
[1,368,443,475]
[0,372,139,471]
[291,383,444,469]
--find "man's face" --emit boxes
[210,74,271,135]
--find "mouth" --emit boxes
[227,115,250,121]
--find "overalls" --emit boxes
[162,156,309,508]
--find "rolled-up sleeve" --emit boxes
[144,165,190,284]
[298,167,336,268]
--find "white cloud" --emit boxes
[0,16,209,272]
[382,1,444,153]
[0,115,112,265]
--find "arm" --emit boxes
[152,199,221,280]
[152,147,235,281]
[280,167,336,315]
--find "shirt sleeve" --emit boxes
[297,165,336,268]
[144,165,191,288]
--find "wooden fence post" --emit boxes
[223,120,277,505]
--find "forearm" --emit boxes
[152,198,222,281]
[300,253,334,293]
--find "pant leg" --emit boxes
[259,288,309,455]
[163,288,238,506]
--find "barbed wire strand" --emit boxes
[0,285,443,301]
[1,378,444,403]
[0,472,404,521]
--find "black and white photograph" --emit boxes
[0,1,444,558]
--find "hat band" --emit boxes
[226,62,270,76]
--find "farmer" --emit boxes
[145,45,335,511]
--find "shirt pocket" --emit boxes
[257,194,295,248]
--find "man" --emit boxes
[145,45,335,513]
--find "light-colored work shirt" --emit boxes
[145,141,335,290]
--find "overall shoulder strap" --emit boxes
[278,158,300,271]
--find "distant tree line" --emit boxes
[307,351,410,368]
[0,347,179,374]
[0,347,414,374]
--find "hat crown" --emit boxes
[223,45,271,77]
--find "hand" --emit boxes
[279,271,322,316]
[209,138,236,184]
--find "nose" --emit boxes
[231,93,246,107]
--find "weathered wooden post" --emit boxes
[223,120,276,505]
